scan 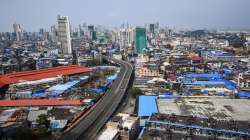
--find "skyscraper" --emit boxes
[57,15,72,54]
[88,25,96,40]
[50,25,57,42]
[149,24,155,34]
[13,23,22,41]
[135,27,146,54]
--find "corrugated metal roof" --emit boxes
[186,73,223,79]
[0,99,81,107]
[47,81,79,91]
[0,109,16,122]
[192,81,225,85]
[0,65,91,88]
[46,80,80,97]
[138,96,158,117]
[15,77,62,86]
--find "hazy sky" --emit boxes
[1,0,250,32]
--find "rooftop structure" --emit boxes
[157,98,250,121]
[144,115,250,139]
[0,65,91,88]
[45,80,80,97]
[183,73,237,91]
[27,110,48,122]
[238,71,250,90]
[14,76,62,87]
[205,50,246,62]
[185,73,224,80]
[0,109,16,122]
[138,96,158,117]
[192,81,226,86]
[97,127,119,140]
[0,99,81,107]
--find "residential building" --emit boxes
[118,28,134,50]
[238,71,250,90]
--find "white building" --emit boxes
[238,71,250,90]
[57,15,72,54]
[118,28,134,50]
[13,23,22,41]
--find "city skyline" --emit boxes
[1,1,250,139]
[1,0,250,32]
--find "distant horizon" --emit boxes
[1,0,250,32]
[2,22,250,33]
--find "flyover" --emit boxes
[60,56,134,140]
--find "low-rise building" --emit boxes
[97,113,139,140]
[238,71,250,90]
[136,67,159,77]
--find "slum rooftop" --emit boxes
[157,97,250,121]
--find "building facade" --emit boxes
[13,23,22,41]
[238,71,250,90]
[135,27,147,54]
[57,15,72,54]
[118,28,134,50]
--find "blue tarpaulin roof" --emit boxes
[223,68,232,74]
[32,89,46,97]
[215,92,225,96]
[237,91,250,98]
[159,94,181,99]
[162,92,173,95]
[46,80,79,97]
[91,87,107,94]
[107,74,117,83]
[50,120,68,129]
[184,88,192,94]
[186,73,223,79]
[224,80,237,90]
[138,96,158,117]
[32,92,46,97]
[109,48,117,53]
[192,81,225,86]
[209,50,234,57]
[16,90,32,94]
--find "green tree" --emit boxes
[129,87,143,98]
[13,126,33,140]
[37,114,50,128]
[32,127,50,138]
[172,82,183,93]
[137,134,152,140]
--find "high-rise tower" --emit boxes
[135,27,146,54]
[13,23,22,41]
[57,15,72,54]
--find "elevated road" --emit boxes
[60,56,133,140]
